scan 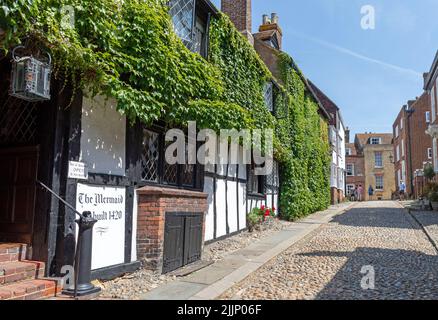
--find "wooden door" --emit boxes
[162,212,203,273]
[0,146,39,244]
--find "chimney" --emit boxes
[345,127,350,144]
[258,12,283,50]
[221,0,254,45]
[424,72,430,89]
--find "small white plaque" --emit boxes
[68,161,88,180]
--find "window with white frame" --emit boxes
[400,118,403,130]
[375,175,384,190]
[329,126,336,146]
[346,148,352,156]
[426,111,431,123]
[401,139,405,157]
[370,137,381,145]
[428,148,433,159]
[401,160,406,182]
[397,169,401,186]
[346,164,354,176]
[395,126,399,138]
[396,145,400,162]
[375,152,383,167]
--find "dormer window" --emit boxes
[370,137,381,145]
[168,0,217,58]
[264,34,280,50]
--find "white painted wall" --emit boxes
[203,145,250,241]
[204,177,215,241]
[131,190,138,262]
[80,95,126,176]
[215,179,227,238]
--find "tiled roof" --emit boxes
[356,133,393,146]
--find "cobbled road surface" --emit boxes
[221,201,438,300]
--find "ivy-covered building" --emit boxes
[0,0,332,297]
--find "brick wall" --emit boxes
[221,0,253,44]
[393,93,432,197]
[221,0,252,33]
[346,154,365,198]
[136,186,208,272]
[393,106,409,193]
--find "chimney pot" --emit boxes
[262,14,270,25]
[271,13,279,24]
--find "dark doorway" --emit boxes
[0,146,39,243]
[0,56,50,256]
[162,212,203,273]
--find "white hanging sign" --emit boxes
[76,183,126,270]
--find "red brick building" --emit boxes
[345,130,365,200]
[392,93,432,198]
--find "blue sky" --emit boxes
[211,0,438,140]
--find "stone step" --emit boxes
[0,243,27,263]
[0,278,62,300]
[0,260,45,285]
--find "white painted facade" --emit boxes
[329,110,346,198]
[77,96,280,267]
[80,95,126,176]
[203,144,279,242]
[78,94,140,270]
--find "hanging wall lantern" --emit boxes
[10,45,52,102]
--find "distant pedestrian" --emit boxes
[368,185,374,201]
[357,185,364,202]
[399,181,406,201]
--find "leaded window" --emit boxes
[265,161,279,194]
[141,129,160,182]
[140,127,202,190]
[169,0,196,50]
[264,82,274,112]
[248,164,265,195]
[168,0,213,58]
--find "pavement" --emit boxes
[140,202,355,300]
[220,201,438,300]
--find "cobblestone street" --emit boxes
[221,201,438,300]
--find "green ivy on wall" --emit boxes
[275,53,331,219]
[1,0,330,219]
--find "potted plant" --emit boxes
[247,205,276,232]
[247,209,263,232]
